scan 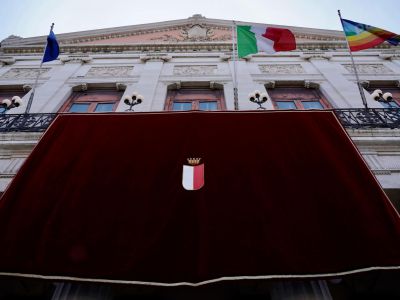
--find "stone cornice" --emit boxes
[1,41,397,56]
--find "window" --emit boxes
[166,88,225,111]
[59,90,123,113]
[268,87,331,110]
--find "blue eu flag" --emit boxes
[42,30,59,63]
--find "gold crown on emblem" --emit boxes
[187,158,201,165]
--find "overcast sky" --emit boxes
[1,0,399,41]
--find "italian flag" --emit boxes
[237,25,296,58]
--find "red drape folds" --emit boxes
[0,111,399,285]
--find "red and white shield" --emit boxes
[182,163,204,191]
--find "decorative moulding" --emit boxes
[85,66,133,78]
[115,82,127,91]
[60,55,92,64]
[72,83,88,92]
[22,84,33,92]
[0,68,50,79]
[173,65,217,76]
[0,57,16,66]
[219,54,231,61]
[140,54,171,62]
[342,64,393,74]
[360,81,370,88]
[379,53,400,60]
[259,64,305,74]
[264,81,276,89]
[300,52,332,61]
[304,80,320,89]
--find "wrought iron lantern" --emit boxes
[0,96,23,113]
[248,90,269,110]
[370,89,396,107]
[123,92,143,111]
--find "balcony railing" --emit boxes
[0,113,57,132]
[334,108,400,129]
[0,109,399,132]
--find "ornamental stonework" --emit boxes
[173,65,217,75]
[259,64,305,74]
[1,68,50,79]
[343,64,393,74]
[85,66,134,77]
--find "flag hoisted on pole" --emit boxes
[233,24,296,110]
[340,18,399,52]
[338,11,370,110]
[338,11,399,110]
[25,23,59,114]
[42,25,60,63]
[236,25,296,58]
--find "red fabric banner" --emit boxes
[0,111,399,285]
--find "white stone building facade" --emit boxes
[0,13,400,300]
[1,15,399,207]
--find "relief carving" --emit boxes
[343,64,393,74]
[1,68,50,79]
[85,66,133,77]
[173,65,217,75]
[182,25,213,40]
[259,64,305,74]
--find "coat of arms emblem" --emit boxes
[182,158,204,190]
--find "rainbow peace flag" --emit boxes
[341,19,399,51]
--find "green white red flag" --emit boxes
[237,25,296,58]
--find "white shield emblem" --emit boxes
[182,158,204,191]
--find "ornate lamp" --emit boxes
[370,89,396,107]
[1,96,23,113]
[123,92,143,111]
[248,90,269,110]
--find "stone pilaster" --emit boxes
[116,57,165,112]
[26,57,90,113]
[303,53,380,108]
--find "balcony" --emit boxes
[0,108,399,132]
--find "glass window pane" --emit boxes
[276,101,297,110]
[199,101,218,111]
[69,103,90,112]
[172,102,192,111]
[95,103,114,112]
[381,101,400,108]
[302,101,324,109]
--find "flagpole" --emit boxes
[231,21,239,110]
[337,10,369,110]
[25,23,55,114]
